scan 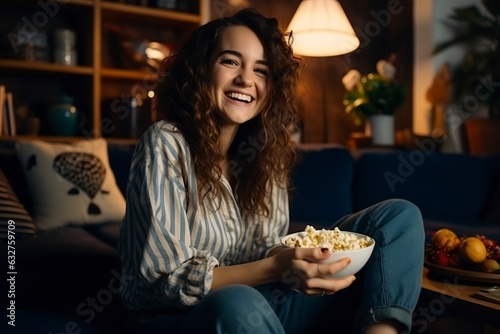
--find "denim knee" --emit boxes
[374,199,424,233]
[380,198,421,217]
[392,198,423,232]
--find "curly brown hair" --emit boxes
[155,8,302,217]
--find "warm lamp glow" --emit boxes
[287,0,359,57]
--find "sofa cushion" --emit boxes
[6,226,124,324]
[15,139,126,230]
[289,146,354,226]
[0,168,35,241]
[84,221,122,248]
[353,150,491,222]
[14,225,117,261]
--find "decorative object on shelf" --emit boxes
[342,58,405,146]
[286,0,359,57]
[105,24,172,72]
[101,83,154,138]
[53,29,77,66]
[47,95,83,136]
[11,25,49,62]
[425,62,452,138]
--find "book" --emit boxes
[474,286,500,304]
[0,85,5,136]
[5,92,16,136]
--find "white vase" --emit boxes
[369,115,395,146]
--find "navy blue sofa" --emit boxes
[289,144,500,241]
[1,141,499,333]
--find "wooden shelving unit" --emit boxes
[0,0,209,141]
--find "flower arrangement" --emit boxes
[342,60,405,125]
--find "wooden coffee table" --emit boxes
[419,267,500,329]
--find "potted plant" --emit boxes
[342,59,405,146]
[433,0,500,154]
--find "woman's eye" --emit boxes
[255,68,269,76]
[221,58,238,66]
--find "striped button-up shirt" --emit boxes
[119,121,289,311]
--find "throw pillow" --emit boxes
[0,168,35,241]
[15,139,126,230]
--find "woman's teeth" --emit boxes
[226,92,252,103]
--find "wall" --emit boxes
[210,0,414,144]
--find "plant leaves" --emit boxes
[482,0,500,18]
[449,6,484,23]
[433,33,474,54]
[435,0,500,117]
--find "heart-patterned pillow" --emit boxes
[53,152,107,214]
[16,139,125,230]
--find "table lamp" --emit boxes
[287,0,360,142]
[287,0,359,57]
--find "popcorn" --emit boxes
[284,225,371,252]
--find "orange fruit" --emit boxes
[459,237,488,263]
[432,228,460,251]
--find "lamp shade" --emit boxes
[287,0,359,57]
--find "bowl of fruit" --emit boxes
[425,228,500,283]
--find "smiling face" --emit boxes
[209,25,269,132]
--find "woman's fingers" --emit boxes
[288,246,330,262]
[285,256,355,293]
[287,249,353,278]
[302,275,356,295]
[279,247,357,294]
[317,257,351,278]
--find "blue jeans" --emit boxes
[133,199,425,334]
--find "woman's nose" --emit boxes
[234,69,253,87]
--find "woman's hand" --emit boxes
[273,247,356,295]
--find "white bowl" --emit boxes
[281,231,375,279]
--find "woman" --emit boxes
[118,8,424,334]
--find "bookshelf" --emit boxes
[0,0,209,141]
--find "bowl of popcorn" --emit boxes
[281,225,375,279]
